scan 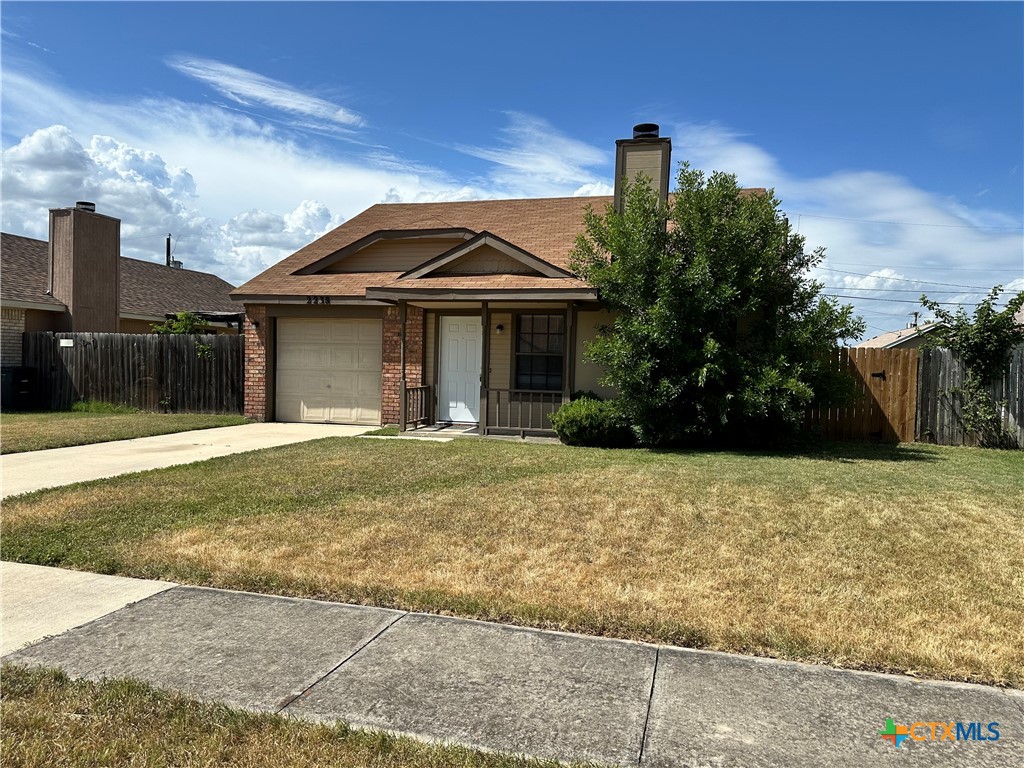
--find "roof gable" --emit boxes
[296,228,476,275]
[400,231,572,280]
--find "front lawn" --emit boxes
[0,410,248,453]
[0,666,552,768]
[2,438,1021,686]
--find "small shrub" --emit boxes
[549,397,635,448]
[571,389,604,401]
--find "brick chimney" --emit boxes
[613,123,672,213]
[48,202,120,332]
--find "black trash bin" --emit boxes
[0,366,39,411]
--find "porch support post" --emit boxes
[564,303,575,406]
[480,301,489,435]
[399,301,407,433]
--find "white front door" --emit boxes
[439,316,481,422]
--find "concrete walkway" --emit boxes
[2,563,1020,767]
[1,422,368,498]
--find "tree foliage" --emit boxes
[921,286,1024,447]
[921,287,1024,380]
[150,311,211,336]
[570,163,864,446]
[151,311,213,358]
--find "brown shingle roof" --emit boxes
[119,258,237,316]
[0,232,236,317]
[856,322,943,348]
[0,234,66,309]
[233,196,613,298]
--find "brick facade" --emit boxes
[242,303,425,426]
[381,304,424,425]
[1,307,26,366]
[243,304,269,421]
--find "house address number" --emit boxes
[306,296,332,305]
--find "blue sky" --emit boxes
[2,2,1022,336]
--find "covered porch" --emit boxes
[381,298,613,437]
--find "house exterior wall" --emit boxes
[24,309,62,332]
[1,307,26,365]
[381,304,424,425]
[323,238,466,273]
[574,309,617,399]
[243,304,270,421]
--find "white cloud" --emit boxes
[167,55,363,129]
[0,126,346,283]
[456,112,610,197]
[669,121,1024,333]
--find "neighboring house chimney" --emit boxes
[614,123,672,213]
[48,202,120,332]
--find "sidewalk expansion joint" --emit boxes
[636,646,660,766]
[275,611,408,714]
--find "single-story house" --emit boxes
[233,124,680,435]
[856,321,945,350]
[1,203,239,366]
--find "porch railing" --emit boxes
[485,389,565,436]
[402,384,433,430]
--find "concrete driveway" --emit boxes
[1,422,368,498]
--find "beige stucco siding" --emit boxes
[439,245,535,275]
[487,312,512,389]
[573,309,617,399]
[324,238,467,273]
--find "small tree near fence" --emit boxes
[921,286,1024,448]
[151,311,214,358]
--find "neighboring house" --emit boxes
[234,124,675,434]
[857,322,945,350]
[1,203,239,366]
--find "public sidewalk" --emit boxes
[2,562,1021,767]
[1,422,368,498]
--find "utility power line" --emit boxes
[815,267,992,290]
[825,293,994,306]
[821,286,988,294]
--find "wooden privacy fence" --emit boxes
[806,347,919,442]
[807,347,1024,446]
[23,331,243,414]
[917,347,1023,447]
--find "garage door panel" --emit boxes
[332,348,357,369]
[358,346,382,369]
[276,318,382,425]
[356,372,381,397]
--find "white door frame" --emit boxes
[438,316,481,423]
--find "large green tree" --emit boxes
[570,163,864,446]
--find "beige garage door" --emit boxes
[276,318,382,425]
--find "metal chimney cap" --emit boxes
[75,201,96,212]
[632,123,660,139]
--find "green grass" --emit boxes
[2,438,1022,686]
[0,666,563,768]
[0,408,248,453]
[362,425,401,436]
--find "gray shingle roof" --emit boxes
[1,232,236,317]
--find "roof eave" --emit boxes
[365,288,598,302]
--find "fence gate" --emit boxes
[807,348,918,442]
